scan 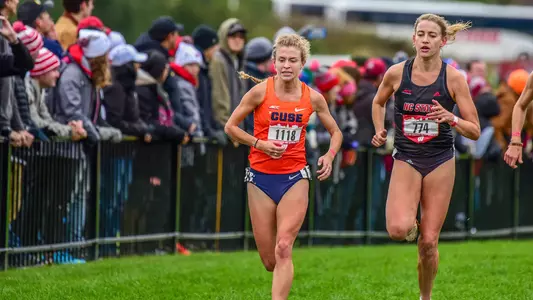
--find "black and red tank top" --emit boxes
[393,58,456,157]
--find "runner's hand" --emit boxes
[317,153,333,181]
[504,144,523,169]
[372,129,387,147]
[427,100,454,124]
[257,140,286,159]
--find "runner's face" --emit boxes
[413,20,446,58]
[275,46,303,82]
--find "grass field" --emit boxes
[1,240,532,300]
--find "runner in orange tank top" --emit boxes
[225,34,342,300]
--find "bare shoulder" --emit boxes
[309,86,328,111]
[386,62,405,80]
[445,65,469,97]
[446,65,467,84]
[382,62,405,89]
[244,79,268,105]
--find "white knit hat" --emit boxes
[78,29,112,58]
[174,42,203,67]
[31,48,60,77]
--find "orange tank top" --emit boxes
[249,77,314,174]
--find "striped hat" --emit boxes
[31,48,60,77]
[13,21,43,56]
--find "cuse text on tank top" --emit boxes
[249,77,314,174]
[393,58,456,157]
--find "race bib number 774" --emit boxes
[403,115,439,144]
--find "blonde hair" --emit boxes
[272,33,311,63]
[240,33,311,85]
[414,13,471,42]
[88,54,112,89]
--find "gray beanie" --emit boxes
[245,37,273,63]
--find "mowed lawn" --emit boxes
[1,240,532,300]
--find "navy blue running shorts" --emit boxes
[244,165,312,204]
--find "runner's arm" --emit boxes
[372,65,400,133]
[311,90,343,158]
[224,81,266,146]
[510,72,533,143]
[450,70,481,140]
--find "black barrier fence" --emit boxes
[0,140,532,270]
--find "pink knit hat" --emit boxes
[31,48,60,77]
[13,21,43,56]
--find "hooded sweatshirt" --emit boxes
[210,18,246,128]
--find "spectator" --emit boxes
[12,22,43,141]
[466,59,487,81]
[136,50,188,143]
[174,43,203,139]
[55,0,93,50]
[210,18,247,129]
[26,47,85,140]
[493,69,533,150]
[243,36,273,133]
[134,16,182,57]
[353,57,387,147]
[135,16,192,135]
[192,24,226,144]
[461,76,501,159]
[17,0,63,58]
[52,28,121,144]
[104,44,152,141]
[0,1,35,147]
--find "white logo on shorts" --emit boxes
[289,174,300,180]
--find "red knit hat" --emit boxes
[13,21,43,56]
[77,16,111,35]
[31,48,60,77]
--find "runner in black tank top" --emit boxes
[370,13,480,300]
[392,58,456,177]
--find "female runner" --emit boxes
[371,14,480,300]
[504,70,533,169]
[224,34,342,300]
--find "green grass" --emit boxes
[1,241,532,299]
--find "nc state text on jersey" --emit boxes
[403,103,434,113]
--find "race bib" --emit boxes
[267,124,302,145]
[403,115,439,144]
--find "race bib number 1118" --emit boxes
[268,124,302,144]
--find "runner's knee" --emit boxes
[275,236,293,260]
[418,235,438,259]
[387,222,411,241]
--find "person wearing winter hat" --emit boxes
[10,21,45,145]
[242,37,273,133]
[55,28,122,145]
[174,42,204,139]
[191,24,227,145]
[103,44,153,142]
[136,50,188,144]
[17,0,63,58]
[55,0,94,50]
[134,16,182,58]
[211,18,247,132]
[26,48,86,140]
[353,57,387,147]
